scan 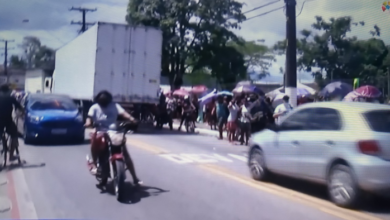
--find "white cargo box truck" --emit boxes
[52,22,162,121]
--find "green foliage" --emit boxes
[273,16,390,88]
[229,38,275,80]
[9,55,26,68]
[127,0,247,89]
[19,36,55,69]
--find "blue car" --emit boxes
[15,94,85,144]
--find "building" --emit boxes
[0,65,26,90]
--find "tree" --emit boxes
[127,0,246,89]
[230,39,275,80]
[9,55,26,68]
[273,16,389,88]
[19,36,54,69]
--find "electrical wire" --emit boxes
[246,6,285,21]
[296,0,314,17]
[243,0,280,14]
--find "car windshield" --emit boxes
[363,110,390,133]
[29,97,77,111]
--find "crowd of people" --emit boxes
[153,91,298,146]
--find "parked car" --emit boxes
[247,102,390,208]
[15,93,85,144]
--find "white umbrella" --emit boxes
[272,93,286,108]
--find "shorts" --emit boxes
[0,120,18,139]
[217,117,227,127]
[227,121,237,131]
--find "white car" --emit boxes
[248,102,390,208]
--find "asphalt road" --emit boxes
[6,128,390,220]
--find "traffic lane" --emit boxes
[19,139,341,220]
[128,133,390,220]
[130,130,249,175]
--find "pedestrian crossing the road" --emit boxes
[159,153,248,164]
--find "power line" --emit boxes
[246,6,285,21]
[69,7,97,34]
[0,39,15,76]
[243,0,280,14]
[296,0,314,17]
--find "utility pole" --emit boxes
[284,0,297,107]
[0,39,15,76]
[69,7,97,34]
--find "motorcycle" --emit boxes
[86,121,131,201]
[184,111,195,133]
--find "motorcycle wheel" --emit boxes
[114,160,126,201]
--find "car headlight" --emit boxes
[75,114,83,122]
[107,131,125,146]
[28,114,43,123]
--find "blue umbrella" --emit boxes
[233,85,264,95]
[199,89,217,105]
[217,91,233,96]
[320,81,352,98]
[296,88,310,96]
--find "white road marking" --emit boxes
[160,153,245,164]
[228,154,248,162]
[12,168,38,219]
[159,154,193,164]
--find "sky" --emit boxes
[0,0,388,83]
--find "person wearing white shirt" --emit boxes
[227,100,239,142]
[273,95,293,124]
[239,97,260,145]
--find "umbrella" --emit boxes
[233,85,264,95]
[217,91,233,96]
[173,89,189,97]
[355,85,382,98]
[342,91,359,102]
[320,81,352,98]
[198,89,217,105]
[272,93,287,108]
[296,88,311,97]
[191,85,208,94]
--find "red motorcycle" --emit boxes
[86,122,131,201]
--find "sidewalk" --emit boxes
[0,172,11,219]
[172,119,227,137]
[0,167,38,219]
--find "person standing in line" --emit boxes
[227,99,239,143]
[213,96,228,140]
[273,95,293,124]
[239,97,259,145]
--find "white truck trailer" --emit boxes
[52,22,163,121]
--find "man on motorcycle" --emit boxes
[84,90,142,186]
[178,95,196,131]
[0,84,23,161]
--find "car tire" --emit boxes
[23,127,34,145]
[249,148,269,181]
[328,164,361,208]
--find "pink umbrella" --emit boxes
[173,89,189,97]
[342,91,359,102]
[355,85,382,98]
[191,85,208,94]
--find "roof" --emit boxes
[298,101,390,113]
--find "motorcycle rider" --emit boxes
[0,84,23,161]
[84,90,142,186]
